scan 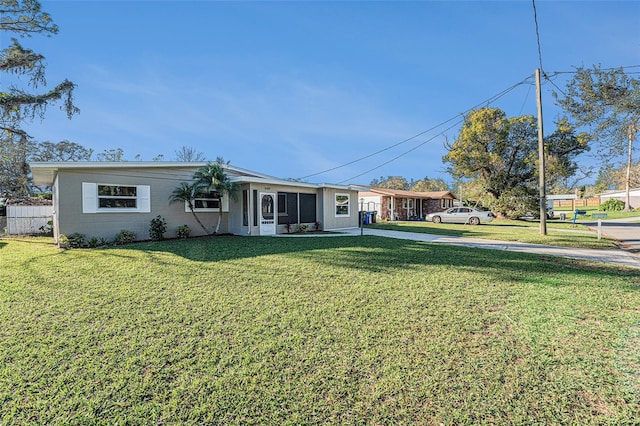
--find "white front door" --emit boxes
[259,192,276,235]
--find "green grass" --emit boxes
[1,236,640,424]
[368,219,619,249]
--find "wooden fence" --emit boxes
[553,197,601,208]
[7,205,53,235]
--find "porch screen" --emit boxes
[277,192,298,225]
[299,193,317,223]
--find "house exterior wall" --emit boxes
[41,163,358,241]
[320,187,359,230]
[54,166,232,241]
[600,189,640,208]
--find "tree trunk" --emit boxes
[624,125,634,211]
[190,209,210,236]
[214,197,223,234]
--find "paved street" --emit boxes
[583,217,640,253]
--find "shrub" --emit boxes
[113,229,136,245]
[600,198,625,211]
[314,221,322,231]
[149,215,167,241]
[39,220,53,237]
[176,225,191,239]
[297,224,309,233]
[86,237,109,248]
[59,233,86,248]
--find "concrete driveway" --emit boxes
[336,226,640,269]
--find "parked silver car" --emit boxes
[425,207,494,225]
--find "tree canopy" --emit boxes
[0,0,79,138]
[554,65,640,210]
[369,176,409,190]
[0,0,80,197]
[443,107,588,218]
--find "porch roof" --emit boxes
[359,187,457,200]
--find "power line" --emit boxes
[532,0,544,72]
[338,119,463,184]
[298,74,535,181]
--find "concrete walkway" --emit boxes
[335,227,640,270]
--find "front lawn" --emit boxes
[1,236,639,424]
[368,219,619,249]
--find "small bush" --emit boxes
[297,224,309,233]
[600,198,625,211]
[176,225,191,239]
[59,233,86,248]
[314,221,322,231]
[39,220,53,237]
[113,229,136,245]
[149,215,167,241]
[86,237,109,248]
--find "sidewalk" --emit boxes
[336,227,640,270]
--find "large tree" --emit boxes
[444,107,588,218]
[174,146,206,162]
[0,133,34,197]
[1,137,93,197]
[555,65,640,210]
[409,176,449,192]
[0,0,79,197]
[369,176,409,190]
[0,0,79,138]
[31,140,93,162]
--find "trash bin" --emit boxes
[371,211,377,223]
[359,211,366,226]
[365,211,371,225]
[559,213,566,221]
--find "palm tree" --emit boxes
[194,159,238,234]
[169,181,211,236]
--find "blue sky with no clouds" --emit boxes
[13,1,640,186]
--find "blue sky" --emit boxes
[16,1,640,186]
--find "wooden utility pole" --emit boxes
[536,69,547,235]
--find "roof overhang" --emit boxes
[29,161,277,186]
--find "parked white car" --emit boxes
[425,207,494,225]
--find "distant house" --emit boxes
[356,187,457,221]
[30,162,359,242]
[599,188,640,208]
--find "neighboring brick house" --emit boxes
[357,187,457,221]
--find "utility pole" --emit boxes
[536,68,547,236]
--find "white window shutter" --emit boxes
[82,182,97,213]
[138,185,151,213]
[222,196,229,212]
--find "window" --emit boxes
[252,190,258,226]
[242,190,248,226]
[402,199,414,209]
[187,191,229,212]
[440,198,453,209]
[82,183,150,213]
[335,193,350,216]
[98,185,137,208]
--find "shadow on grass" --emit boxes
[131,235,640,285]
[0,242,6,249]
